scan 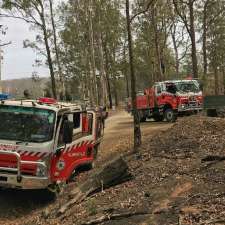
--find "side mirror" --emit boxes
[63,120,73,144]
[55,146,64,157]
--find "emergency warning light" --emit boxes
[0,93,10,101]
[38,97,57,104]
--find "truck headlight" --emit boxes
[36,163,47,177]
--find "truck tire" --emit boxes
[153,115,164,122]
[164,109,177,122]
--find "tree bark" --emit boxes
[171,25,179,76]
[126,0,142,151]
[173,0,198,79]
[39,2,57,99]
[113,78,118,107]
[223,67,225,95]
[202,1,209,79]
[123,44,130,98]
[104,44,113,109]
[151,7,163,81]
[88,0,98,106]
[49,0,65,99]
[189,0,198,79]
[214,66,219,95]
[98,32,108,106]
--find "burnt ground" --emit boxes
[2,112,225,225]
[0,110,172,225]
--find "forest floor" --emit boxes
[2,111,225,225]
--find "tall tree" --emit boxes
[2,0,57,98]
[173,0,198,79]
[49,0,65,99]
[126,0,141,151]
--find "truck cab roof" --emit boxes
[0,98,84,114]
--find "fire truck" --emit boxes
[127,80,203,122]
[0,98,104,190]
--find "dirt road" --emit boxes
[0,110,172,225]
[99,110,172,161]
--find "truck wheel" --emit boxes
[153,115,164,122]
[164,109,177,122]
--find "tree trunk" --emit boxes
[58,157,130,215]
[88,59,95,105]
[223,67,225,95]
[113,78,118,107]
[98,32,108,106]
[88,0,98,106]
[171,26,179,77]
[173,0,198,79]
[189,0,198,79]
[39,4,57,99]
[49,0,65,99]
[123,44,130,98]
[126,0,142,151]
[202,1,208,79]
[214,66,219,95]
[151,7,163,81]
[104,45,113,109]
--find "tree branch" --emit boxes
[172,0,191,36]
[0,13,39,25]
[130,0,155,23]
[0,41,12,47]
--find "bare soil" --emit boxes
[0,110,172,225]
[2,112,225,225]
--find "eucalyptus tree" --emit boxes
[1,0,58,98]
[173,0,198,79]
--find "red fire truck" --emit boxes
[0,98,104,190]
[127,80,203,122]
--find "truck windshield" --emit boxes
[176,81,200,93]
[0,106,55,143]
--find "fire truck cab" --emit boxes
[0,98,104,190]
[127,80,203,122]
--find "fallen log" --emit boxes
[58,157,131,215]
[80,210,150,225]
[201,155,225,162]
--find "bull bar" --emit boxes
[178,103,202,112]
[0,150,50,189]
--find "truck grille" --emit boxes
[0,154,36,176]
[189,101,198,107]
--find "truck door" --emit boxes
[154,85,162,107]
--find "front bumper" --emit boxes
[0,150,50,189]
[0,173,50,189]
[178,107,202,112]
[178,104,202,112]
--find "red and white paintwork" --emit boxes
[0,99,104,189]
[127,79,203,121]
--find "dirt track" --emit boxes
[99,110,172,161]
[0,110,172,225]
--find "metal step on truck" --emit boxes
[0,97,106,190]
